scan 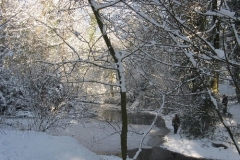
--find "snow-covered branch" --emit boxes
[133,94,165,160]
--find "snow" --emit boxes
[160,81,240,160]
[115,51,126,92]
[176,16,185,24]
[161,109,239,160]
[203,9,236,19]
[91,0,121,11]
[219,80,236,96]
[185,51,197,67]
[215,49,225,58]
[208,89,218,109]
[2,106,240,160]
[50,118,154,155]
[1,82,240,160]
[0,129,122,160]
[219,8,235,18]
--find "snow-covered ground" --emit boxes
[161,103,240,160]
[49,118,154,155]
[1,103,240,160]
[158,82,240,160]
[0,82,240,160]
[0,129,122,160]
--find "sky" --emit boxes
[0,82,240,160]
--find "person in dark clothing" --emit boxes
[0,97,5,115]
[172,114,180,134]
[222,95,228,114]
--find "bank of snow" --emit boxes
[0,129,125,160]
[160,103,240,160]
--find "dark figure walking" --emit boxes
[172,114,180,134]
[0,97,5,115]
[222,95,228,114]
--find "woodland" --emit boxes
[0,0,240,160]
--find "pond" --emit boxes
[99,109,169,147]
[128,147,214,160]
[99,109,214,160]
[100,109,165,125]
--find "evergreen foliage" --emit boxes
[181,93,218,138]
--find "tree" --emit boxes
[84,0,240,155]
[226,0,240,102]
[2,0,240,158]
[0,0,87,131]
[39,0,240,157]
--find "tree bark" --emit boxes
[212,0,220,94]
[121,92,127,160]
[88,2,128,160]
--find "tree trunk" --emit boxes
[88,2,128,159]
[212,0,220,94]
[121,92,128,160]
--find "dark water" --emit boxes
[100,109,165,126]
[100,110,170,146]
[100,109,215,160]
[128,147,215,160]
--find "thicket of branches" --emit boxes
[0,0,240,159]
